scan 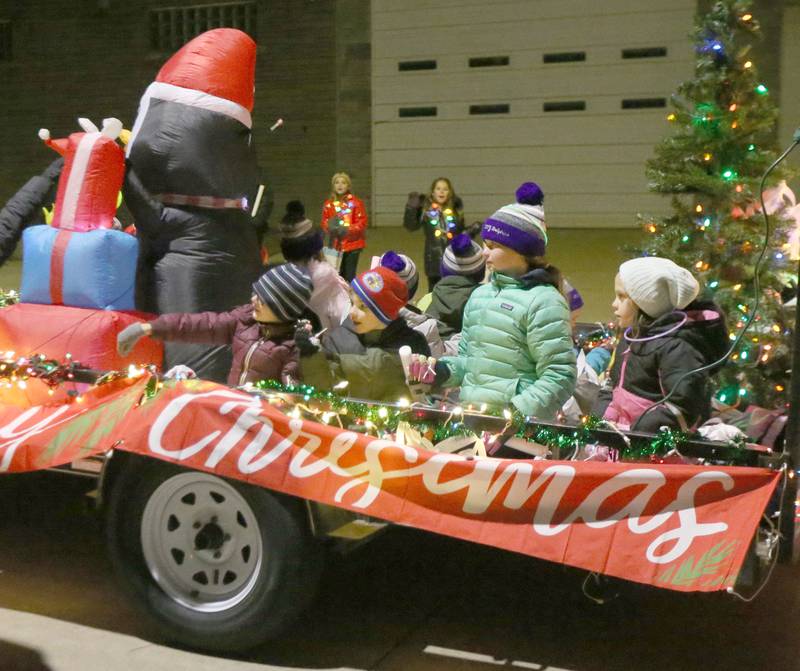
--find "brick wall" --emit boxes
[0,0,368,228]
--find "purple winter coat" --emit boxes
[149,304,299,387]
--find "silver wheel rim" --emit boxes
[141,471,264,613]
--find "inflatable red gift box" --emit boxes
[0,303,162,372]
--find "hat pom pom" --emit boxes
[380,250,406,274]
[285,199,305,220]
[516,182,544,206]
[450,233,473,257]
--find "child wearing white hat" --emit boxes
[593,257,728,432]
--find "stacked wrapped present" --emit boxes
[0,117,162,372]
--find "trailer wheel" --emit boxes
[106,459,323,652]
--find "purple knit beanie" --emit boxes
[562,279,584,312]
[481,182,547,256]
[515,182,544,206]
[440,233,486,278]
[379,251,419,300]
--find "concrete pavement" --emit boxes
[1,471,799,671]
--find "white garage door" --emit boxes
[371,0,696,228]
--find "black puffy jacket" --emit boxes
[403,195,464,280]
[593,300,729,432]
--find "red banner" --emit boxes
[0,379,781,592]
[0,377,147,473]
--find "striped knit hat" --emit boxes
[379,251,419,300]
[481,181,547,256]
[252,263,313,322]
[440,234,485,278]
[351,267,408,324]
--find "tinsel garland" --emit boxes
[0,363,745,463]
[253,379,748,464]
[0,289,18,308]
[0,353,82,388]
[0,354,158,404]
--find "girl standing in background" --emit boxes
[403,177,464,290]
[321,172,367,281]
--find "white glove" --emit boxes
[164,365,197,381]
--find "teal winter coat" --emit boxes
[440,269,576,418]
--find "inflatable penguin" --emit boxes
[124,28,263,382]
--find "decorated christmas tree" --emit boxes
[636,0,796,408]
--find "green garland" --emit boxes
[0,289,19,308]
[253,379,748,464]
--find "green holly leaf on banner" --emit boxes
[35,388,140,467]
[658,540,738,587]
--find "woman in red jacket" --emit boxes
[320,172,367,281]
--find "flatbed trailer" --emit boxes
[1,368,794,652]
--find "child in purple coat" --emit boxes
[116,263,313,386]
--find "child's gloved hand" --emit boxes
[328,219,349,241]
[117,323,150,356]
[406,191,424,210]
[294,320,320,357]
[164,365,196,380]
[402,353,441,402]
[432,360,450,389]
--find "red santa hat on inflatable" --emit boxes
[38,117,125,232]
[126,28,259,207]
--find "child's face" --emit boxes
[482,240,528,277]
[349,293,385,333]
[612,274,638,328]
[251,294,280,323]
[432,180,450,205]
[333,177,349,196]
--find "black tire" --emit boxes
[105,458,323,652]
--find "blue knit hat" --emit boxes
[252,263,313,321]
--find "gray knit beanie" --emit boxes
[252,263,313,321]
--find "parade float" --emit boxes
[1,13,799,654]
[0,343,794,651]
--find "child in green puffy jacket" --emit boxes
[436,182,576,419]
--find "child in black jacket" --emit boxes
[593,257,728,432]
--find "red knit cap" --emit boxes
[350,267,408,324]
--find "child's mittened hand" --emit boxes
[432,360,451,388]
[294,322,320,357]
[406,191,424,210]
[117,323,148,356]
